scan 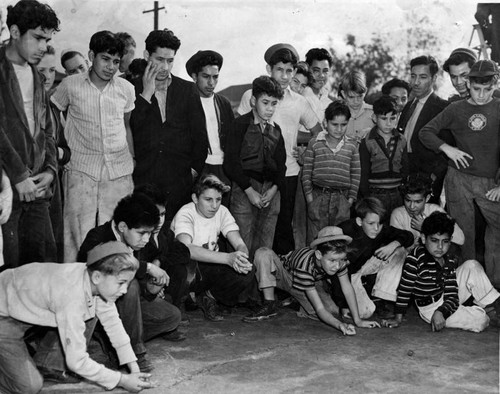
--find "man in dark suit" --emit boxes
[397,55,449,205]
[130,29,208,221]
[185,50,234,205]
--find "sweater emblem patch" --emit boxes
[468,114,487,131]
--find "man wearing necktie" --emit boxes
[397,55,449,205]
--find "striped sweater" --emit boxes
[395,245,459,319]
[302,134,361,201]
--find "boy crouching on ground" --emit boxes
[0,242,154,393]
[385,212,500,332]
[244,226,380,335]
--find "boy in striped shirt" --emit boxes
[385,212,500,332]
[302,100,361,244]
[243,226,380,334]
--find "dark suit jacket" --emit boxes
[77,221,148,279]
[0,46,57,190]
[397,93,449,175]
[130,75,208,214]
[214,93,234,152]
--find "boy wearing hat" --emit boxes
[238,43,322,255]
[244,226,380,335]
[420,59,500,288]
[443,48,478,102]
[186,50,234,192]
[0,241,154,393]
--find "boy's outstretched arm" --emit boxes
[305,287,356,335]
[338,273,380,329]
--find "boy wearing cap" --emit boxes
[420,59,500,288]
[186,50,234,192]
[237,43,322,255]
[244,226,380,334]
[0,241,154,393]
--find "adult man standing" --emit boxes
[237,44,322,254]
[130,29,207,221]
[0,0,59,268]
[397,55,448,205]
[186,50,234,187]
[443,48,478,102]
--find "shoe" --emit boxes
[38,366,81,384]
[197,292,224,322]
[242,300,279,322]
[376,300,395,319]
[162,329,187,342]
[137,353,154,373]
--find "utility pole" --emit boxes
[143,1,165,30]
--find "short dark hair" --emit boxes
[7,0,60,35]
[191,54,222,75]
[443,53,475,73]
[325,99,351,122]
[128,58,147,77]
[89,30,125,57]
[355,197,386,221]
[399,173,433,197]
[193,174,231,197]
[113,193,159,229]
[305,48,333,67]
[381,78,411,95]
[268,48,298,67]
[295,61,313,85]
[145,29,181,55]
[115,32,136,48]
[252,75,284,100]
[410,55,439,77]
[316,239,350,256]
[469,74,499,85]
[134,184,167,207]
[61,50,84,68]
[421,211,455,238]
[373,95,398,116]
[44,44,55,56]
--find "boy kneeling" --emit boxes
[244,227,379,335]
[0,242,153,393]
[385,212,500,332]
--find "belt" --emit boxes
[313,184,348,194]
[415,293,442,307]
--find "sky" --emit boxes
[0,0,483,94]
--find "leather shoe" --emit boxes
[162,329,187,342]
[38,366,81,384]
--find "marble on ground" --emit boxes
[42,305,499,394]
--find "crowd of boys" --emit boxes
[1,0,500,392]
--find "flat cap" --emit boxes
[469,59,499,77]
[449,47,477,62]
[264,43,299,64]
[185,50,223,75]
[86,241,132,266]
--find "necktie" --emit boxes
[399,99,418,132]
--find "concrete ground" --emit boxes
[43,304,499,394]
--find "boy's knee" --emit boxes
[254,247,274,265]
[460,259,483,272]
[10,372,43,394]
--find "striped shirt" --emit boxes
[395,245,459,319]
[51,71,135,181]
[302,133,361,201]
[281,247,347,291]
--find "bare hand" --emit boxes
[485,186,500,202]
[410,214,424,232]
[227,250,252,273]
[148,264,168,286]
[338,322,356,335]
[261,185,278,207]
[441,145,473,170]
[15,178,38,202]
[31,171,54,196]
[119,372,154,392]
[431,310,446,332]
[142,61,160,101]
[356,319,381,329]
[245,187,263,209]
[374,242,400,261]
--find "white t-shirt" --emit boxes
[171,202,239,251]
[201,95,224,165]
[13,63,35,136]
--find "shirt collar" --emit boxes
[416,90,433,104]
[155,74,172,92]
[252,109,275,128]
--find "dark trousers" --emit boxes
[2,198,56,268]
[273,176,297,255]
[408,153,447,205]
